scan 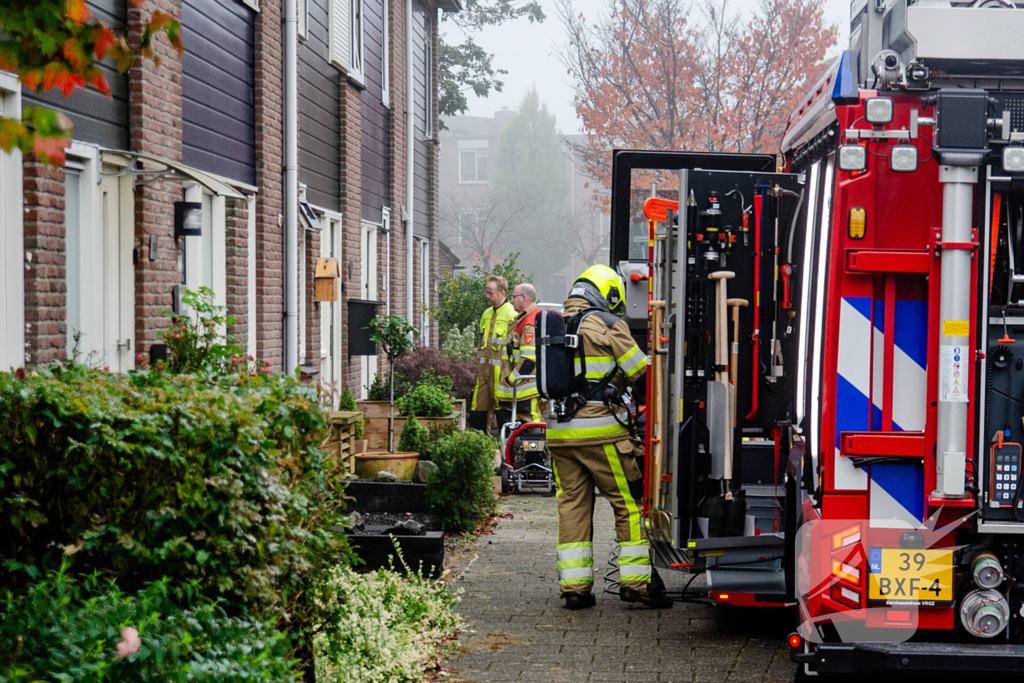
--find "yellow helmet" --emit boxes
[572,264,626,314]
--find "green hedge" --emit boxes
[0,363,354,624]
[0,563,296,682]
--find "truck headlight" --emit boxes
[1004,146,1024,173]
[890,144,918,173]
[865,97,894,125]
[838,144,867,172]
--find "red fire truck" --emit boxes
[609,0,1024,674]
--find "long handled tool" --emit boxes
[708,271,736,485]
[727,298,749,425]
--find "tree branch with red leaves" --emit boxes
[0,0,181,166]
[556,0,837,188]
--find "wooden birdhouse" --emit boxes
[314,257,339,302]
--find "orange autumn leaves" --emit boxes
[0,0,182,165]
[557,0,837,191]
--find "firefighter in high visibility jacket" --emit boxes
[470,275,517,435]
[547,265,671,610]
[496,283,545,425]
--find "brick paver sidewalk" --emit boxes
[446,494,798,682]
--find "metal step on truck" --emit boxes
[610,0,1024,675]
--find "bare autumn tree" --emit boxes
[556,0,837,185]
[439,190,531,270]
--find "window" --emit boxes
[0,73,24,369]
[424,13,432,135]
[298,0,308,40]
[458,142,488,184]
[329,0,363,79]
[382,0,389,106]
[242,0,259,10]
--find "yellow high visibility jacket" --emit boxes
[545,297,647,446]
[497,304,545,422]
[471,300,516,412]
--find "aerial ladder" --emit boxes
[609,0,1024,674]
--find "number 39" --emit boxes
[899,552,926,571]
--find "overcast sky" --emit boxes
[440,0,852,135]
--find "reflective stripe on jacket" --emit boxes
[471,301,516,411]
[545,297,647,446]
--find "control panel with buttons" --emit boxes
[990,442,1023,509]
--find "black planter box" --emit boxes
[346,480,428,513]
[347,525,444,578]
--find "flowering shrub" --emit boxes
[160,287,240,374]
[0,563,296,682]
[313,564,462,683]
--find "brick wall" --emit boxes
[22,157,66,365]
[225,197,248,345]
[254,0,284,370]
[129,0,184,354]
[340,77,365,392]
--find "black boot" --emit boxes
[562,592,596,610]
[620,586,673,608]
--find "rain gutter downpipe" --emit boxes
[284,0,299,374]
[405,0,415,326]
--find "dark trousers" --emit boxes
[468,410,489,433]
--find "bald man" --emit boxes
[496,283,545,428]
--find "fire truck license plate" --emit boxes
[867,549,954,604]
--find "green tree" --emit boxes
[439,0,544,120]
[432,254,530,342]
[490,89,571,292]
[367,315,418,453]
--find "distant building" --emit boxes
[437,113,610,299]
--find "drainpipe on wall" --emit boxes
[405,0,415,328]
[284,0,299,373]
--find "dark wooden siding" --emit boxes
[299,0,341,212]
[22,0,129,150]
[360,0,390,224]
[412,0,432,237]
[182,0,256,185]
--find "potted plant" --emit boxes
[366,314,417,453]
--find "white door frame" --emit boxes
[360,220,379,397]
[65,143,102,361]
[0,72,24,370]
[317,209,343,400]
[98,162,135,372]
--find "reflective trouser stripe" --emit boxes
[558,566,594,582]
[552,457,562,500]
[618,542,650,558]
[557,547,593,560]
[605,442,641,543]
[479,357,502,366]
[619,564,652,580]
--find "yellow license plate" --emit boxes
[867,549,954,604]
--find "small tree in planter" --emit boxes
[367,315,418,452]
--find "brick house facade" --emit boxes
[0,0,452,400]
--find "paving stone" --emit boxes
[445,494,795,683]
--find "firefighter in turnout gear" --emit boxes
[496,283,545,424]
[470,275,517,435]
[548,265,671,610]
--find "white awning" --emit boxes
[100,149,248,199]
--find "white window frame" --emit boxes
[382,0,389,107]
[424,12,433,137]
[318,209,343,399]
[330,0,364,82]
[298,0,308,40]
[0,72,24,370]
[64,143,101,360]
[381,206,391,313]
[242,0,260,10]
[458,143,488,184]
[360,220,379,397]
